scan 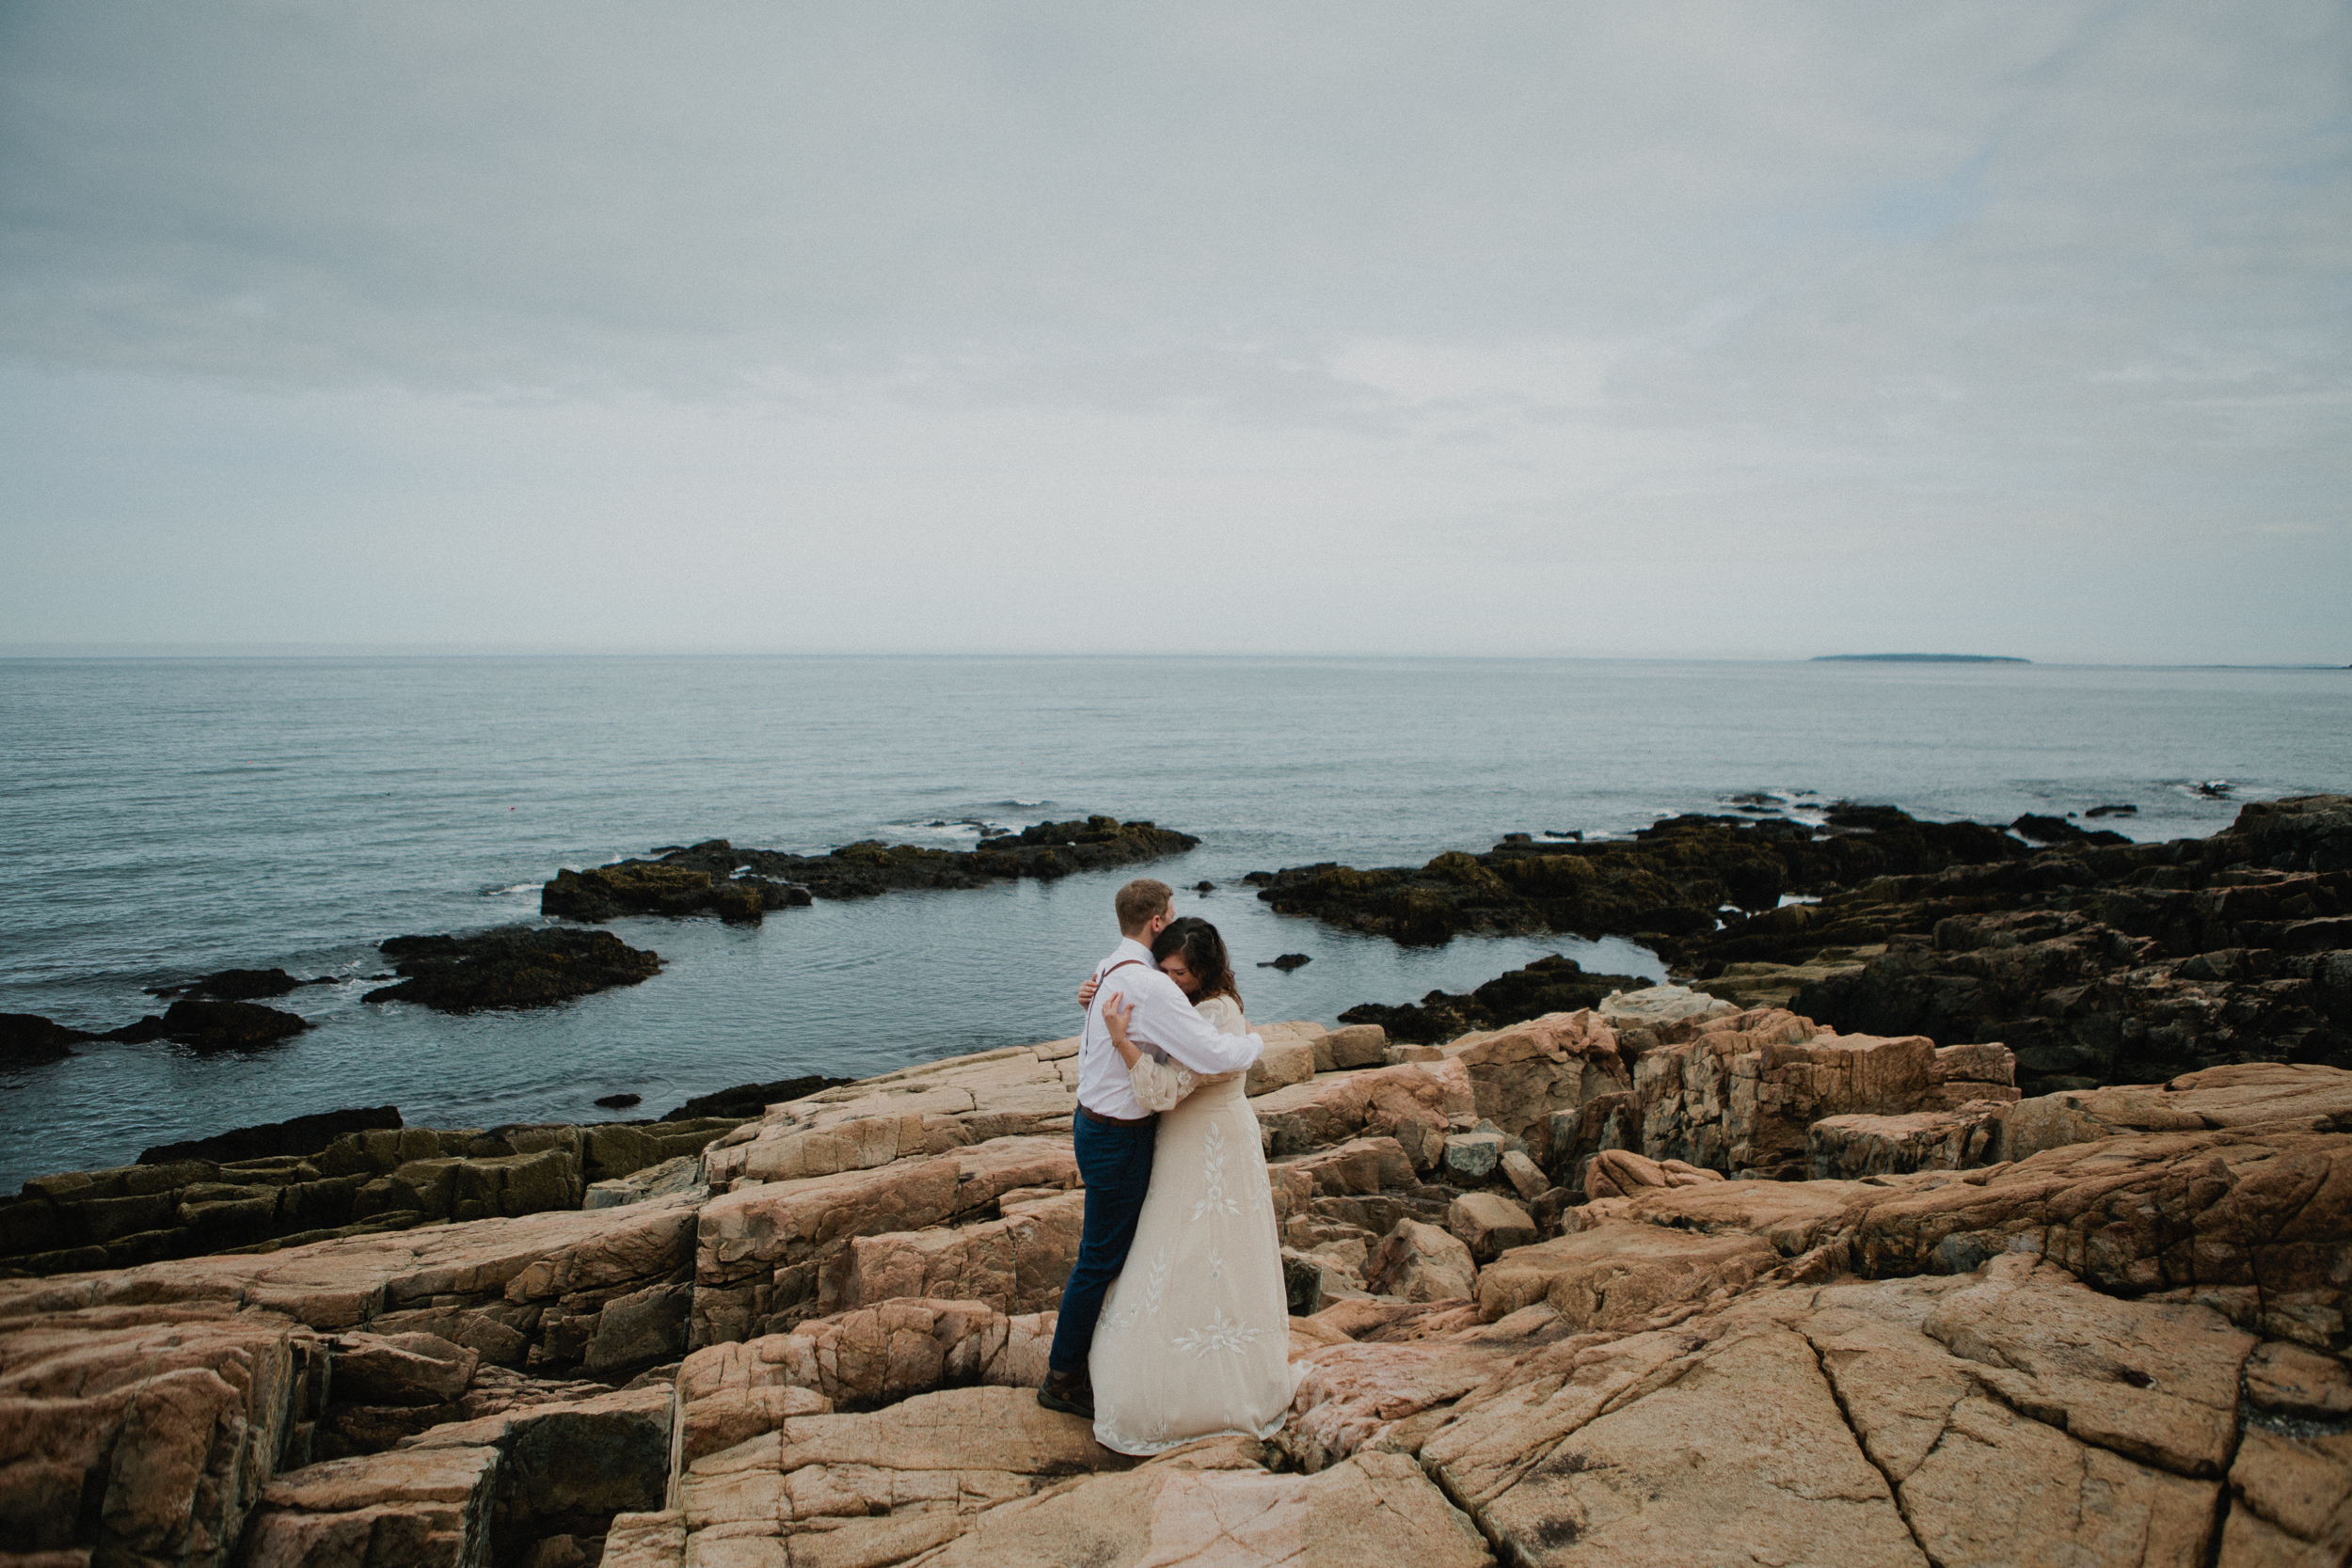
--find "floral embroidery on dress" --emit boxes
[1189,1118,1241,1221]
[1140,1245,1170,1318]
[1172,1310,1265,1358]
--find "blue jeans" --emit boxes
[1048,1110,1157,1376]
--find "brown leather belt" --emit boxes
[1077,1103,1156,1129]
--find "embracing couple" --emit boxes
[1036,877,1295,1455]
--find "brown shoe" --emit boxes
[1036,1368,1094,1419]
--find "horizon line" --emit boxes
[1,643,2344,671]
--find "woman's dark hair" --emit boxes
[1150,916,1241,1008]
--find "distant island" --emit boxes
[1811,653,2031,663]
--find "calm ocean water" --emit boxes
[2,655,2344,1190]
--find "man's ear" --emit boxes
[1148,910,1170,937]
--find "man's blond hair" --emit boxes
[1115,879,1173,936]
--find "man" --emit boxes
[1037,877,1264,1419]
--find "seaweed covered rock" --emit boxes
[1260,806,2026,948]
[545,816,1200,923]
[365,927,662,1013]
[1340,953,1650,1043]
[541,860,806,924]
[138,1105,404,1167]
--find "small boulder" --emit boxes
[1447,1192,1537,1262]
[1322,1023,1390,1069]
[1245,1035,1317,1096]
[1441,1131,1502,1181]
[1366,1219,1477,1303]
[2245,1341,2352,1419]
[1582,1148,1724,1200]
[332,1331,480,1407]
[1260,953,1312,971]
[1499,1148,1548,1204]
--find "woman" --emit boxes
[1074,916,1294,1455]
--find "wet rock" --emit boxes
[542,859,805,924]
[2013,813,2132,847]
[366,927,662,1013]
[593,1093,641,1109]
[151,966,330,1002]
[1343,955,1655,1046]
[152,995,312,1050]
[2086,803,2139,818]
[0,1011,87,1066]
[656,1074,853,1122]
[1261,952,1312,970]
[137,1104,403,1167]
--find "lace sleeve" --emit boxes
[1126,1053,1197,1113]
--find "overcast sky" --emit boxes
[1,2,2344,661]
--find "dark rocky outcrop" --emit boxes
[1260,952,1312,971]
[3,996,313,1061]
[147,966,335,1001]
[1338,953,1649,1044]
[149,996,313,1049]
[364,927,662,1013]
[138,1105,405,1167]
[658,1074,854,1122]
[0,1011,87,1065]
[541,859,807,924]
[543,816,1200,924]
[1682,795,2352,1091]
[1256,806,2027,947]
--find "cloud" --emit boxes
[0,1,2344,659]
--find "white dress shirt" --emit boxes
[1075,937,1264,1120]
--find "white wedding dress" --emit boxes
[1089,994,1295,1456]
